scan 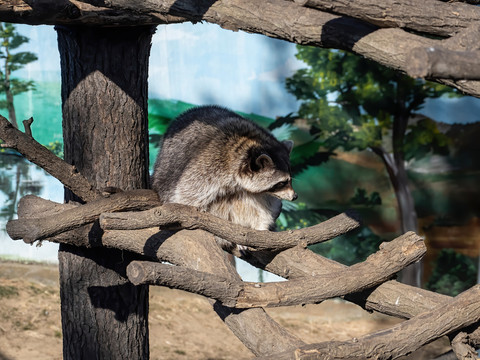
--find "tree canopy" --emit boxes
[0,22,37,128]
[286,47,454,157]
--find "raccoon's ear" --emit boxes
[282,140,294,153]
[255,153,274,170]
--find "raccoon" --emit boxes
[151,105,297,250]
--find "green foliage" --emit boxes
[425,249,477,296]
[44,141,64,159]
[404,118,450,161]
[309,227,384,266]
[0,23,37,104]
[276,201,327,230]
[350,188,382,207]
[285,47,455,156]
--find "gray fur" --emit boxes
[152,105,296,248]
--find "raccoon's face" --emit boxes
[237,140,297,201]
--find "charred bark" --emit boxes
[56,25,154,360]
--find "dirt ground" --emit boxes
[0,260,452,360]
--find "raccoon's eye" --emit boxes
[269,181,288,192]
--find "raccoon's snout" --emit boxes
[272,185,297,201]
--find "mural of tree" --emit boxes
[0,22,37,128]
[285,47,456,286]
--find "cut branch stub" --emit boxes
[100,203,361,250]
[6,189,159,243]
[126,232,425,308]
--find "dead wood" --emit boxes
[292,0,478,37]
[0,114,100,202]
[100,204,361,251]
[1,0,480,97]
[6,189,159,243]
[406,47,480,80]
[126,232,424,308]
[258,285,480,360]
[450,332,478,360]
[17,196,480,351]
[10,195,305,355]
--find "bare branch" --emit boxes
[0,114,100,202]
[126,232,425,308]
[406,47,480,80]
[259,285,480,360]
[100,203,361,250]
[292,0,478,37]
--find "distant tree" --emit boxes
[0,23,37,128]
[286,47,457,286]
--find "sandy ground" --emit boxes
[0,260,451,360]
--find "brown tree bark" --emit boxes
[56,25,154,359]
[1,0,480,97]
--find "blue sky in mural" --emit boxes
[15,23,302,119]
[8,22,480,132]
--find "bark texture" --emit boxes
[56,25,153,360]
[0,114,100,202]
[126,232,424,308]
[0,0,480,96]
[259,285,480,360]
[100,203,360,250]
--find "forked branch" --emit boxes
[259,285,480,360]
[0,114,100,202]
[126,232,424,308]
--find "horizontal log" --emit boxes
[292,0,479,37]
[0,0,479,97]
[406,47,480,80]
[6,189,159,243]
[259,285,480,360]
[0,114,100,202]
[126,232,425,308]
[100,204,361,251]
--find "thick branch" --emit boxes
[406,47,480,80]
[100,204,361,250]
[10,195,305,355]
[14,196,480,350]
[126,232,424,308]
[6,189,159,243]
[0,114,100,201]
[292,0,479,37]
[1,0,480,97]
[260,285,480,360]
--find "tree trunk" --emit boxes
[371,143,421,287]
[56,25,154,359]
[4,51,18,128]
